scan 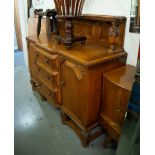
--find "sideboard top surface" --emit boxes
[27,35,127,69]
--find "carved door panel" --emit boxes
[60,61,86,123]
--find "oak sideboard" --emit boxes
[27,15,128,147]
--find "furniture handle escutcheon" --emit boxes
[37,68,40,72]
[45,58,49,63]
[60,81,65,85]
[35,83,41,88]
[114,107,121,112]
[34,52,39,57]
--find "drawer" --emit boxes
[35,61,60,88]
[31,77,60,106]
[34,48,59,70]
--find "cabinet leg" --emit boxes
[103,135,113,148]
[30,79,36,91]
[32,85,35,91]
[60,111,70,124]
[80,131,90,148]
[39,93,47,101]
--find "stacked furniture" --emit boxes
[100,65,136,147]
[26,14,134,147]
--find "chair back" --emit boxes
[54,0,85,15]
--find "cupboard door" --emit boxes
[60,61,85,124]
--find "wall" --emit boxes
[30,0,139,66]
[42,0,55,11]
[17,0,28,65]
[32,0,55,11]
[82,0,140,66]
[14,26,18,50]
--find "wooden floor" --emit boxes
[14,52,116,155]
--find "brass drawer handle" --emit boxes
[114,107,121,112]
[115,109,121,112]
[48,91,57,99]
[60,81,65,85]
[35,83,41,88]
[37,68,40,72]
[48,92,53,97]
[116,110,121,112]
[34,52,39,57]
[45,58,49,63]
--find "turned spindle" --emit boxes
[54,0,87,49]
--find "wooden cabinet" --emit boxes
[27,39,127,146]
[59,57,127,147]
[28,42,63,107]
[100,65,136,146]
[27,15,128,147]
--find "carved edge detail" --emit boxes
[59,51,127,69]
[27,38,127,69]
[65,61,84,80]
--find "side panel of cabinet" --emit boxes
[27,41,37,76]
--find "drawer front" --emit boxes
[34,48,59,70]
[31,77,60,106]
[35,62,60,88]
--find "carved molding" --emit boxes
[27,38,127,69]
[59,51,127,69]
[65,61,84,80]
[73,67,84,80]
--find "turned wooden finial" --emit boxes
[108,21,119,52]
